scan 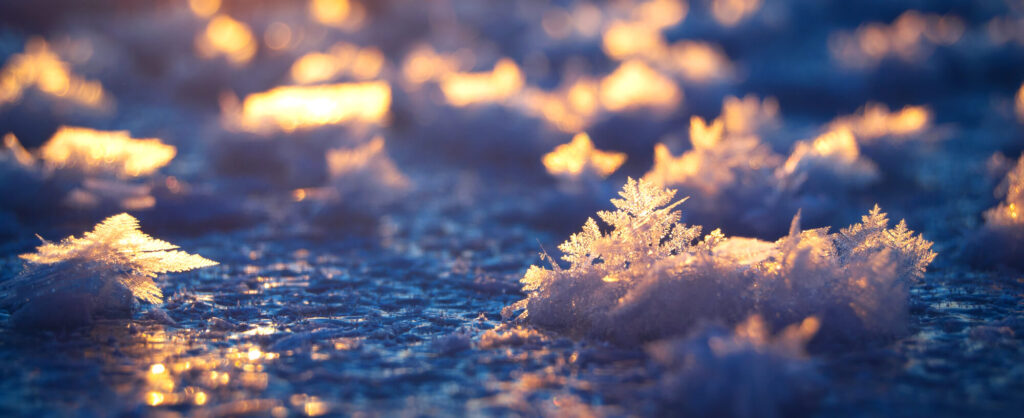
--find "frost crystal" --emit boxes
[509,178,936,345]
[1,213,218,312]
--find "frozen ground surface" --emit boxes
[0,0,1022,416]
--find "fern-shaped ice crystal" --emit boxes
[2,213,217,310]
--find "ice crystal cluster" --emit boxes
[643,97,895,236]
[505,178,935,346]
[0,214,217,328]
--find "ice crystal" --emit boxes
[508,179,935,345]
[1,213,218,312]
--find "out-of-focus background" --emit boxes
[0,0,1022,416]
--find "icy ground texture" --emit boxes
[0,200,1019,417]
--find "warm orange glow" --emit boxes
[602,21,666,60]
[311,0,349,24]
[196,15,257,65]
[188,0,221,18]
[3,133,36,167]
[830,11,964,68]
[542,132,626,179]
[721,94,779,136]
[828,103,931,141]
[327,136,409,190]
[644,142,700,189]
[689,116,724,150]
[633,0,688,29]
[520,77,599,133]
[146,391,165,406]
[310,0,364,30]
[711,0,762,27]
[291,51,346,84]
[401,45,462,86]
[782,127,861,174]
[229,81,391,132]
[599,60,680,112]
[1016,83,1024,122]
[0,38,109,109]
[39,126,176,177]
[671,41,732,83]
[440,58,524,107]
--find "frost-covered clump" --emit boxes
[542,132,626,192]
[643,115,785,236]
[778,127,879,191]
[293,136,411,229]
[644,99,890,236]
[646,315,823,418]
[968,154,1024,269]
[0,213,217,330]
[505,178,935,346]
[0,128,176,219]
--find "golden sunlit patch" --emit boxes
[440,58,524,107]
[782,127,865,175]
[670,41,732,83]
[228,81,391,132]
[310,0,364,30]
[401,45,462,86]
[1016,83,1024,122]
[602,21,666,60]
[3,133,36,167]
[146,391,165,406]
[828,103,931,142]
[196,14,257,65]
[520,77,599,133]
[326,136,409,190]
[150,363,166,375]
[711,0,762,27]
[188,0,220,18]
[721,94,779,136]
[599,60,680,112]
[194,391,208,406]
[689,116,724,150]
[543,132,626,179]
[38,126,176,177]
[830,11,964,68]
[0,38,109,109]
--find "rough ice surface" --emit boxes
[0,0,1022,416]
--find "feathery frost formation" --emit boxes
[505,178,935,345]
[1,213,217,319]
